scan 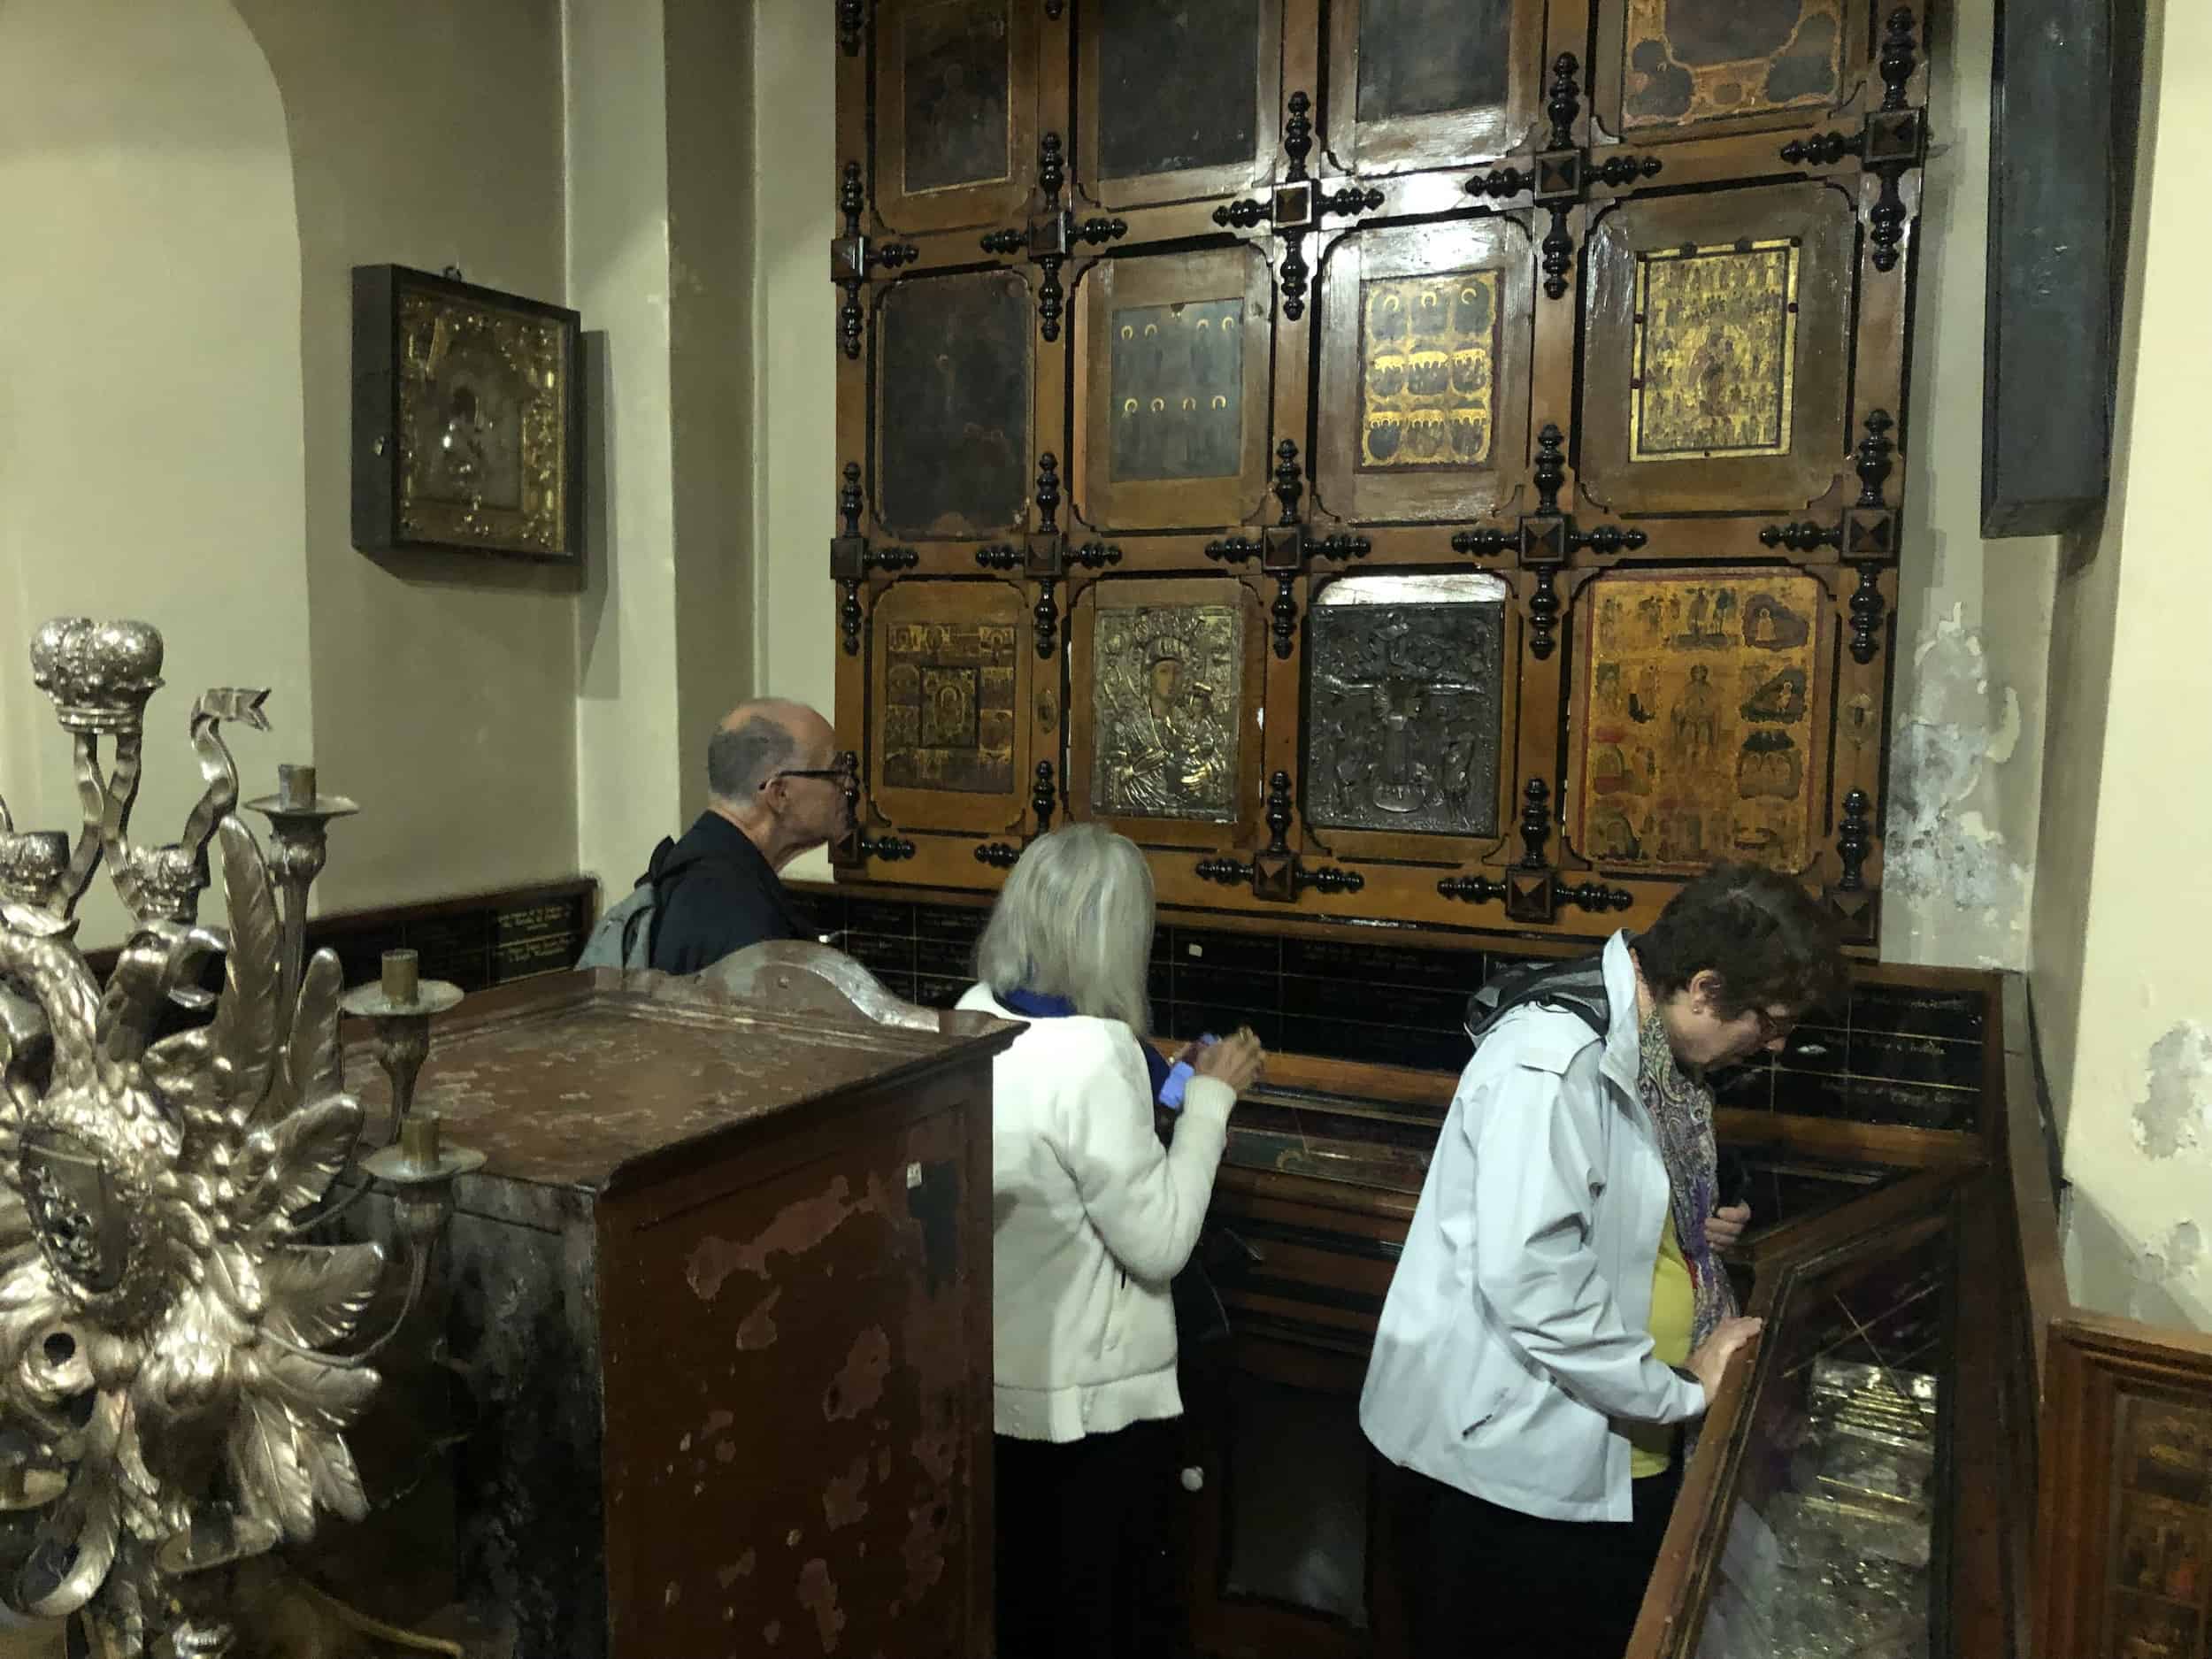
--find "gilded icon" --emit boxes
[1619,0,1845,131]
[354,265,581,562]
[1629,239,1800,462]
[2125,1398,2212,1509]
[1109,300,1245,483]
[1578,572,1822,871]
[882,618,1018,794]
[1305,573,1509,838]
[1090,604,1243,821]
[1360,270,1500,469]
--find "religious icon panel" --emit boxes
[1315,219,1537,526]
[1579,182,1858,518]
[870,579,1035,834]
[872,0,1040,234]
[1324,0,1541,176]
[1070,576,1265,849]
[2094,1392,2212,1659]
[1303,572,1511,842]
[1569,567,1832,876]
[1073,247,1275,534]
[875,270,1033,541]
[1592,0,1872,145]
[1073,0,1279,210]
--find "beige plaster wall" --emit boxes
[569,0,684,897]
[667,0,761,829]
[0,0,311,950]
[749,0,840,885]
[1878,0,2059,971]
[236,0,579,915]
[2032,0,2212,1330]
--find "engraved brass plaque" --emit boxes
[902,0,1013,195]
[1109,299,1246,482]
[1578,570,1822,871]
[1621,0,1845,131]
[1360,270,1499,469]
[882,618,1018,794]
[1306,573,1509,837]
[1630,239,1800,462]
[1090,603,1244,821]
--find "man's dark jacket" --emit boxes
[646,811,805,973]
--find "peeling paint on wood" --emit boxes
[826,1326,893,1421]
[797,1558,847,1652]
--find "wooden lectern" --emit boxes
[337,947,1017,1659]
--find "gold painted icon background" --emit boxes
[882,618,1018,794]
[1358,269,1500,469]
[397,288,569,557]
[1630,239,1800,462]
[1577,570,1823,872]
[1090,603,1244,821]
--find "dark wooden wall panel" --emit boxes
[829,0,1935,949]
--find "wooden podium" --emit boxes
[337,949,1017,1659]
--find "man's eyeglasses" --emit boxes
[761,759,857,791]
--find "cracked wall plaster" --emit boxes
[2131,1021,2212,1160]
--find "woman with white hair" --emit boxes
[957,822,1263,1659]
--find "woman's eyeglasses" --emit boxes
[1750,1006,1798,1045]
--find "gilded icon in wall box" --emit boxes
[1629,239,1800,463]
[1360,270,1500,468]
[352,265,582,562]
[1091,605,1243,821]
[1576,570,1822,872]
[1110,300,1245,483]
[2105,1393,2212,1659]
[883,619,1018,794]
[1620,0,1845,131]
[1305,573,1509,838]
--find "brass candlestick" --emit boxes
[245,762,357,1039]
[362,1110,487,1249]
[338,949,465,1142]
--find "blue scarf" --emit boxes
[998,986,1174,1102]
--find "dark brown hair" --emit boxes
[1633,862,1847,1019]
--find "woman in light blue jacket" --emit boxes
[1360,864,1846,1656]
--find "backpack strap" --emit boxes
[633,836,680,968]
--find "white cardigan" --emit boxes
[957,985,1234,1442]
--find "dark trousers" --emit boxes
[994,1421,1172,1659]
[1395,1460,1683,1658]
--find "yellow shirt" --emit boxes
[1630,1210,1694,1477]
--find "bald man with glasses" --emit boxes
[645,700,856,974]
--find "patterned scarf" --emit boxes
[1636,1007,1737,1352]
